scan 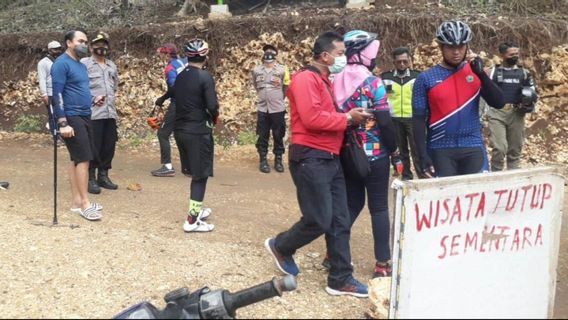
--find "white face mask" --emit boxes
[329,54,347,74]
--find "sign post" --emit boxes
[389,167,565,318]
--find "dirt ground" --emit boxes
[0,140,566,319]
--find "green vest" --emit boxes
[381,69,420,118]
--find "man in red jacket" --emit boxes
[264,31,370,298]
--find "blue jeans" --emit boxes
[275,145,353,288]
[345,156,391,262]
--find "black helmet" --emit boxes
[436,21,473,46]
[343,30,378,58]
[183,38,209,57]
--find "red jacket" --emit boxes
[287,68,347,155]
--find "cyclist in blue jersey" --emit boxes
[412,21,505,178]
[151,43,188,177]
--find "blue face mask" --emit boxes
[329,54,347,74]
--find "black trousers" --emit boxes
[393,117,421,179]
[158,102,176,164]
[275,146,353,288]
[256,111,286,157]
[430,147,485,177]
[90,118,117,170]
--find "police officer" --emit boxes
[381,47,421,180]
[81,32,120,193]
[252,44,290,173]
[488,42,537,171]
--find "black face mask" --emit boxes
[368,58,377,72]
[94,47,109,57]
[505,56,519,66]
[49,50,62,58]
[263,52,276,62]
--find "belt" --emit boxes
[289,144,337,161]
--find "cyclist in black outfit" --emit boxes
[156,38,219,233]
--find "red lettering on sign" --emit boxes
[540,183,552,209]
[531,184,542,210]
[511,229,520,251]
[536,224,543,246]
[493,189,508,213]
[522,227,533,249]
[450,234,461,256]
[416,202,432,232]
[475,192,486,219]
[465,192,479,221]
[438,235,449,259]
[464,231,478,254]
[449,197,462,225]
[505,189,519,212]
[520,184,533,212]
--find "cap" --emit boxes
[157,43,178,55]
[262,44,278,54]
[91,32,110,44]
[47,41,62,49]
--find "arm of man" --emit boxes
[51,62,74,137]
[165,64,177,89]
[470,57,505,109]
[204,73,220,121]
[411,74,435,177]
[291,72,347,132]
[37,60,48,104]
[112,62,120,94]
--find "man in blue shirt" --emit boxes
[51,30,104,221]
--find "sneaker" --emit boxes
[151,165,175,177]
[325,277,369,298]
[264,238,299,276]
[183,218,214,232]
[373,261,392,278]
[0,181,8,190]
[199,208,212,220]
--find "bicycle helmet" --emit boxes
[344,30,378,58]
[183,38,209,57]
[435,21,473,46]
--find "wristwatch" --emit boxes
[346,113,353,126]
[58,121,69,128]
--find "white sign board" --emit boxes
[389,167,565,318]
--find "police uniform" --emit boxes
[488,65,536,171]
[252,63,290,158]
[381,68,421,179]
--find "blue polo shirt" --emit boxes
[51,53,92,119]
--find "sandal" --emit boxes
[71,203,103,213]
[78,205,102,221]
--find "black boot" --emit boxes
[97,169,118,190]
[88,168,101,194]
[274,155,284,173]
[259,156,270,173]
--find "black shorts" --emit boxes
[62,116,94,165]
[174,131,214,180]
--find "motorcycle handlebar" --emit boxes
[224,275,297,313]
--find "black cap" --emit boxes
[262,44,278,54]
